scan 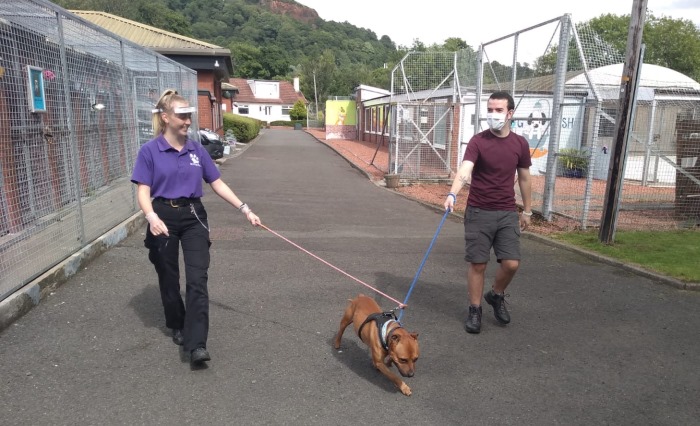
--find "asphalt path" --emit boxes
[1,129,699,425]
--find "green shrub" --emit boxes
[559,148,589,171]
[269,120,305,127]
[558,147,589,178]
[223,113,262,143]
[290,100,307,120]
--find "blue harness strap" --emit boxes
[357,311,400,351]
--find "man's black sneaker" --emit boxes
[465,305,482,334]
[190,348,211,366]
[171,329,184,346]
[485,290,511,324]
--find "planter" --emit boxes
[562,168,585,178]
[385,174,400,188]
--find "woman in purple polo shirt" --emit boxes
[131,89,261,367]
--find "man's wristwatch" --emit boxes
[522,210,533,217]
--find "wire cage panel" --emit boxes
[0,1,198,301]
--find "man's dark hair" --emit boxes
[489,91,515,111]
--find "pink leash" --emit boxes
[259,224,406,308]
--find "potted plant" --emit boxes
[558,148,589,178]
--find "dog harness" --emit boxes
[357,312,401,351]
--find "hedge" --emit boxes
[269,120,305,127]
[223,113,263,143]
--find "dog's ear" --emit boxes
[390,334,401,343]
[410,332,418,340]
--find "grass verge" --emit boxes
[550,230,700,283]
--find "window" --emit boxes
[282,106,292,115]
[238,105,249,115]
[598,107,617,137]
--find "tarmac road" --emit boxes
[1,129,699,425]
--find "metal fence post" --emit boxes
[56,10,85,244]
[541,14,572,221]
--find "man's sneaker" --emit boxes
[190,348,211,366]
[465,305,482,334]
[171,329,184,346]
[485,290,511,324]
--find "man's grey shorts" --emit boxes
[464,206,521,263]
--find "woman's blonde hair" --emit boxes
[151,89,188,134]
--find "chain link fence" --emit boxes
[0,0,198,301]
[388,50,478,179]
[476,14,700,230]
[383,14,700,231]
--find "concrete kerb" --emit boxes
[0,212,146,333]
[310,133,700,293]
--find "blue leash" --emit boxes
[397,208,450,322]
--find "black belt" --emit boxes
[154,197,201,208]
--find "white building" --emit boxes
[223,77,308,124]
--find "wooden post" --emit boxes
[598,0,648,244]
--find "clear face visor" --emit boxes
[151,106,196,120]
[173,106,196,120]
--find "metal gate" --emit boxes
[390,101,453,179]
[388,49,477,179]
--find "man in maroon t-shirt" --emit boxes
[444,91,532,334]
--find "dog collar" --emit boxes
[380,319,400,351]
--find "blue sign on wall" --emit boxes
[27,66,46,113]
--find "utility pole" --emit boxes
[599,0,647,244]
[313,71,319,121]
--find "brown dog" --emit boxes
[333,294,419,396]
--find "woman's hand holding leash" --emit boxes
[239,203,261,226]
[246,211,261,226]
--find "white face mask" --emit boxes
[486,112,507,131]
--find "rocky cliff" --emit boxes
[259,0,319,25]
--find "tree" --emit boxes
[643,15,700,82]
[589,13,700,81]
[230,42,265,78]
[442,37,470,52]
[260,45,291,80]
[289,100,307,120]
[299,50,337,108]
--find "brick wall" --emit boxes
[197,71,218,132]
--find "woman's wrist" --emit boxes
[145,212,158,223]
[239,203,252,215]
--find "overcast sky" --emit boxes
[296,0,700,54]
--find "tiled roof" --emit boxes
[229,78,307,105]
[70,10,230,55]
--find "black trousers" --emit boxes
[145,200,211,352]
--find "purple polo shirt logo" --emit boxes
[189,153,201,167]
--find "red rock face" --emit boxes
[260,0,319,24]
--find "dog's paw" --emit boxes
[400,383,412,396]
